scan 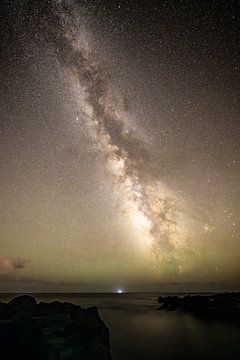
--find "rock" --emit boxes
[157,292,240,325]
[36,301,64,317]
[0,295,111,360]
[9,295,37,307]
[11,312,40,340]
[61,305,110,359]
[0,302,11,320]
[63,307,110,346]
[0,312,50,360]
[8,295,38,320]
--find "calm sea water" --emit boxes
[1,293,240,360]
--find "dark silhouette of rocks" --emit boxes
[158,292,240,325]
[0,295,111,360]
[8,294,37,307]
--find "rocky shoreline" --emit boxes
[158,292,240,325]
[0,295,111,360]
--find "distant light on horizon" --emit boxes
[117,289,123,294]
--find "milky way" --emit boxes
[0,0,239,292]
[38,0,185,271]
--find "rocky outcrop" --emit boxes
[158,292,240,324]
[0,295,111,360]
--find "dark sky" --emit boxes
[0,0,239,292]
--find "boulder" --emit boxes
[9,295,37,307]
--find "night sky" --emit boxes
[0,0,239,292]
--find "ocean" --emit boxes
[1,293,240,360]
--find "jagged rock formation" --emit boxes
[0,295,111,360]
[158,292,240,325]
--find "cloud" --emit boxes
[0,256,26,274]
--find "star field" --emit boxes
[0,0,239,292]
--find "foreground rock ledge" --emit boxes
[0,295,111,360]
[158,292,240,325]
